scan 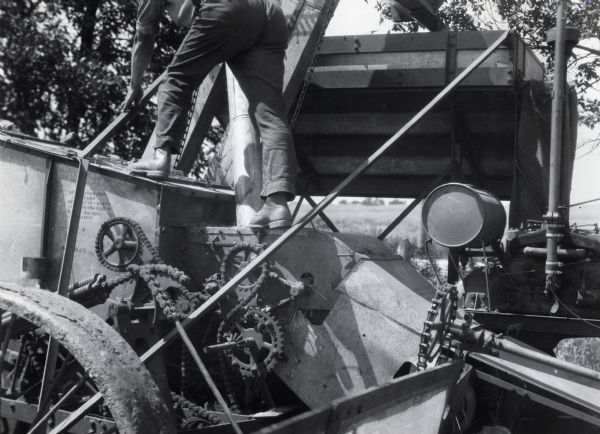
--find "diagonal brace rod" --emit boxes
[304,195,339,232]
[175,321,242,434]
[50,29,510,434]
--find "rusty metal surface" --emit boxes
[0,397,116,434]
[256,362,463,434]
[0,281,175,433]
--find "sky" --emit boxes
[327,0,600,205]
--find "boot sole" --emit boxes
[129,169,169,180]
[246,219,291,230]
[267,219,292,229]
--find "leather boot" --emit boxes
[248,193,292,229]
[129,147,171,179]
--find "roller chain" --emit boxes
[417,284,459,371]
[171,392,219,429]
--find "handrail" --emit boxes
[79,72,166,159]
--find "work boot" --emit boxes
[248,193,292,229]
[129,147,171,179]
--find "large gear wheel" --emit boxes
[417,284,459,370]
[95,218,142,271]
[221,307,284,378]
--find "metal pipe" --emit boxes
[544,0,568,295]
[459,326,600,383]
[49,30,511,434]
[524,247,587,259]
[27,376,87,434]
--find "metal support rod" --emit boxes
[378,170,449,240]
[291,196,305,221]
[0,314,16,372]
[304,195,339,232]
[575,44,600,56]
[36,158,90,434]
[80,72,166,158]
[545,0,568,294]
[459,326,600,383]
[570,196,600,208]
[27,376,87,434]
[49,30,510,434]
[175,321,243,434]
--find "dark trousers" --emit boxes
[156,0,296,199]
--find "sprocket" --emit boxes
[220,307,284,378]
[95,218,142,271]
[220,243,269,296]
[417,284,459,370]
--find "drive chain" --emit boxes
[417,284,459,371]
[95,217,163,272]
[131,263,209,322]
[171,392,219,428]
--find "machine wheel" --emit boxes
[0,282,175,433]
[95,218,142,271]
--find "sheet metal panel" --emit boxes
[275,254,435,407]
[468,351,600,426]
[45,159,161,301]
[257,362,462,434]
[0,144,49,283]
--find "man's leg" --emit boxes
[131,1,263,177]
[229,5,298,228]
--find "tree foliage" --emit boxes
[377,0,600,137]
[0,0,185,159]
[1,0,599,160]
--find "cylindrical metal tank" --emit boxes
[422,183,506,248]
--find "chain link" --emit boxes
[417,285,459,371]
[174,86,201,168]
[289,0,339,129]
[171,391,219,428]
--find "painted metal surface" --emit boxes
[0,144,49,283]
[468,350,600,427]
[256,361,463,434]
[422,183,506,247]
[274,248,436,407]
[0,136,235,319]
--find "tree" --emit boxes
[377,0,600,150]
[0,0,185,160]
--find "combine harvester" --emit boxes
[0,0,599,432]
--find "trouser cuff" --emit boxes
[261,180,295,201]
